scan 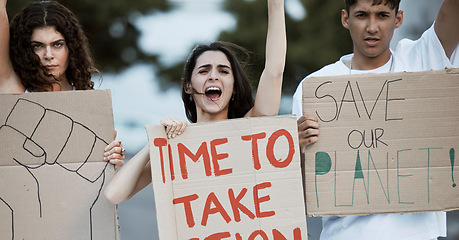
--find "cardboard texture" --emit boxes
[146,115,307,240]
[301,68,459,216]
[0,90,119,240]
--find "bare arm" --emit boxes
[245,0,286,117]
[0,0,12,81]
[434,0,459,58]
[104,144,152,204]
[0,0,23,93]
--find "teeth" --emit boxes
[206,87,221,91]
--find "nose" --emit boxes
[366,16,379,33]
[208,69,219,81]
[44,46,54,60]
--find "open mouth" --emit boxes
[205,87,222,101]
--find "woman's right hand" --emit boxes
[160,116,188,139]
[104,140,125,169]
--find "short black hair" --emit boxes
[344,0,401,13]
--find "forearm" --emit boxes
[0,0,11,77]
[264,0,286,78]
[434,0,459,58]
[249,0,286,117]
[104,144,151,204]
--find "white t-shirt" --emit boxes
[292,24,458,240]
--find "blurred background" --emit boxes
[6,0,458,239]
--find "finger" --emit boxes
[105,140,118,152]
[305,120,320,130]
[299,128,320,139]
[303,114,319,122]
[104,152,125,161]
[109,159,125,169]
[299,135,319,148]
[172,122,186,138]
[176,121,187,136]
[104,145,122,157]
[169,122,179,136]
[111,146,124,155]
[114,129,118,141]
[298,121,316,132]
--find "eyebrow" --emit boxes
[353,10,391,15]
[198,64,231,69]
[30,39,65,44]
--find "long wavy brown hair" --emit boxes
[9,1,99,92]
[181,42,255,123]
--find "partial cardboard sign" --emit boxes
[301,68,459,216]
[0,90,119,240]
[146,115,307,240]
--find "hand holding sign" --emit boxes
[302,69,459,216]
[146,115,307,240]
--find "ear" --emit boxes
[341,9,350,29]
[185,82,192,94]
[395,10,403,29]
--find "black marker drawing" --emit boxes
[0,98,111,240]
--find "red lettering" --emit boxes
[210,138,232,176]
[228,188,255,222]
[178,142,211,179]
[204,232,231,240]
[173,194,199,228]
[241,132,267,170]
[235,233,242,240]
[168,144,175,181]
[272,228,302,240]
[253,182,275,218]
[248,230,269,240]
[201,192,232,226]
[153,138,168,183]
[266,129,295,168]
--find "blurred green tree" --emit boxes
[157,0,353,94]
[6,0,171,73]
[7,0,353,93]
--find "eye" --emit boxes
[355,12,367,18]
[53,41,64,48]
[198,69,208,74]
[220,70,230,74]
[379,13,390,18]
[32,44,42,50]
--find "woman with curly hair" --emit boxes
[0,0,124,164]
[8,0,98,92]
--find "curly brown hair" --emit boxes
[9,1,98,92]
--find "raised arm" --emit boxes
[434,0,459,58]
[104,145,152,204]
[0,0,23,93]
[246,0,286,117]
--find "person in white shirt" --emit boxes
[292,0,459,239]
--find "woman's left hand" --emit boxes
[104,130,125,169]
[160,116,188,139]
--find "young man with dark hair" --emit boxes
[293,0,459,239]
